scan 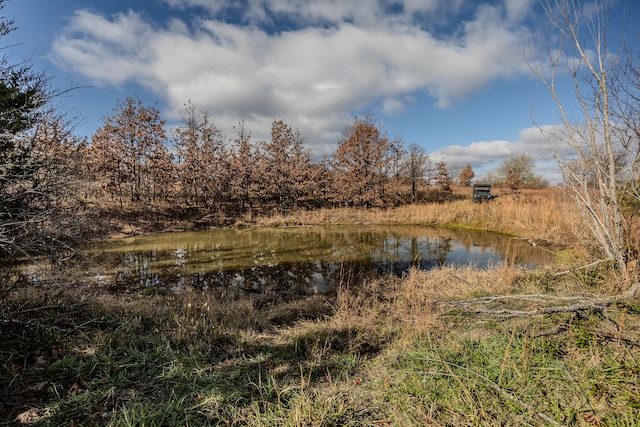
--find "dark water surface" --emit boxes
[84,225,553,294]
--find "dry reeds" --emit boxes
[330,264,541,337]
[257,187,579,249]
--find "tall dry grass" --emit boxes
[259,187,579,248]
[330,264,557,335]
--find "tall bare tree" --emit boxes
[531,0,636,275]
[403,143,431,202]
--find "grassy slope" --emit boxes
[2,188,640,426]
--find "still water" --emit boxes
[84,225,552,294]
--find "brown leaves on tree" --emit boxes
[256,119,317,214]
[174,101,228,208]
[458,163,475,187]
[331,114,400,207]
[90,96,169,204]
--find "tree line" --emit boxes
[85,98,462,214]
[85,97,550,215]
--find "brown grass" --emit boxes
[329,264,556,332]
[86,187,582,258]
[258,187,578,249]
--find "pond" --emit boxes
[82,225,553,295]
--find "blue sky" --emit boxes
[3,0,636,182]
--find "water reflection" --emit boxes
[85,226,552,294]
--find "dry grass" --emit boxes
[330,264,555,333]
[257,187,579,249]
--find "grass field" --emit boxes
[2,188,639,426]
[257,187,578,247]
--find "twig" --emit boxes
[552,258,613,277]
[454,294,597,305]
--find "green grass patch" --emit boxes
[2,271,640,426]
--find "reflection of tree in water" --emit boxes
[376,235,454,271]
[428,237,452,266]
[106,251,378,295]
[91,226,552,295]
[432,228,548,265]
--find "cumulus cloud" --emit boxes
[51,0,539,153]
[52,10,153,86]
[432,125,565,183]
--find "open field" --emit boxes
[2,188,639,426]
[257,187,579,249]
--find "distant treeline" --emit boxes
[78,97,473,215]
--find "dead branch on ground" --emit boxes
[442,283,640,319]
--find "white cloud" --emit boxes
[432,125,565,183]
[52,10,153,86]
[51,0,539,153]
[382,95,416,115]
[501,0,536,23]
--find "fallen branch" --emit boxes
[452,301,607,319]
[455,294,598,305]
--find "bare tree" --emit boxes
[497,154,537,192]
[447,165,463,185]
[532,0,635,276]
[403,143,430,202]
